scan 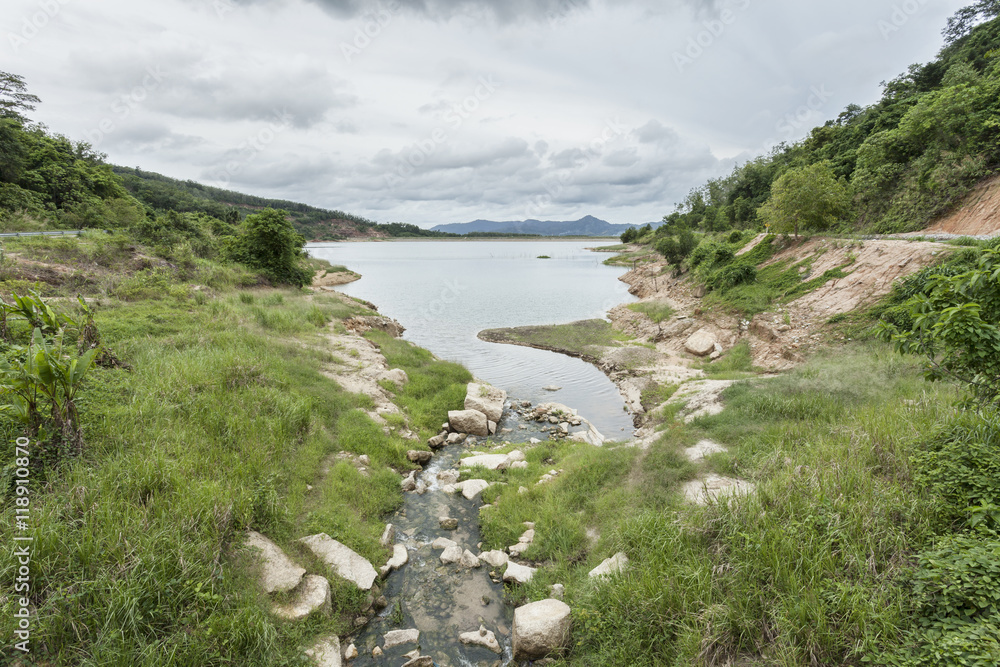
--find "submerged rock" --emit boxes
[380,544,408,577]
[459,625,502,654]
[383,628,419,650]
[512,598,572,661]
[460,549,481,568]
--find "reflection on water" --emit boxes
[307,240,637,436]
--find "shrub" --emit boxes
[708,262,757,290]
[223,208,313,287]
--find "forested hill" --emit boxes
[112,166,378,240]
[431,215,661,237]
[654,4,1000,238]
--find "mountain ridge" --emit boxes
[430,215,661,237]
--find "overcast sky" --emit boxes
[3,0,969,226]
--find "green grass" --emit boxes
[627,300,675,323]
[0,271,469,664]
[700,339,756,377]
[485,342,966,665]
[478,319,630,359]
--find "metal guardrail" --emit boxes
[0,230,91,238]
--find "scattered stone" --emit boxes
[550,583,565,600]
[559,422,569,434]
[508,542,529,557]
[520,529,535,543]
[383,629,420,650]
[437,470,459,485]
[380,544,408,577]
[488,420,498,435]
[589,552,629,579]
[305,635,341,667]
[446,432,467,445]
[512,598,572,661]
[273,575,332,621]
[299,534,378,591]
[344,643,358,661]
[401,471,417,492]
[465,382,507,422]
[400,657,434,667]
[440,545,463,564]
[431,537,457,550]
[684,439,728,462]
[371,646,382,658]
[518,486,529,494]
[460,549,482,568]
[508,461,528,470]
[406,450,433,465]
[479,550,509,568]
[455,479,490,500]
[682,474,756,505]
[439,517,459,531]
[449,409,489,436]
[684,329,717,357]
[503,561,536,585]
[508,450,526,462]
[529,438,542,444]
[379,524,395,548]
[460,454,511,471]
[542,385,561,391]
[244,531,305,594]
[381,368,409,387]
[459,625,503,654]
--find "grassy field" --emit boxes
[478,319,630,360]
[0,236,471,665]
[470,342,999,665]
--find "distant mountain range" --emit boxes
[430,215,662,237]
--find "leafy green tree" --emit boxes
[879,248,1000,406]
[224,207,313,286]
[620,227,638,243]
[0,71,40,123]
[655,227,696,267]
[757,162,850,237]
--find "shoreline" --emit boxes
[307,236,618,245]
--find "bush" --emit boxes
[222,208,313,287]
[654,229,696,267]
[708,262,757,290]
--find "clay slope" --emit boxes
[922,174,1000,236]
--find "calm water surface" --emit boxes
[307,240,636,437]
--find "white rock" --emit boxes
[684,439,728,462]
[478,550,509,568]
[682,474,756,505]
[381,368,408,386]
[431,537,457,550]
[684,329,717,357]
[446,432,467,445]
[449,409,489,436]
[512,598,572,661]
[589,552,630,579]
[298,534,378,591]
[508,542,530,557]
[460,549,481,568]
[503,561,536,584]
[519,529,535,543]
[344,643,358,661]
[508,450,526,462]
[460,454,510,470]
[542,385,561,391]
[437,470,460,485]
[380,544,408,576]
[509,461,528,469]
[272,575,332,621]
[529,438,542,444]
[459,625,502,654]
[440,545,463,564]
[488,420,497,435]
[456,479,490,500]
[400,657,434,667]
[305,635,341,667]
[379,524,395,548]
[550,583,565,599]
[244,531,305,594]
[401,471,417,492]
[383,628,419,650]
[465,382,507,422]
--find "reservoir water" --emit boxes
[306,240,636,437]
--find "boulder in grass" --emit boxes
[512,598,572,661]
[449,409,489,436]
[299,534,378,591]
[245,531,305,594]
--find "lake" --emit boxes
[306,240,636,438]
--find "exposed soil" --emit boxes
[919,173,1000,237]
